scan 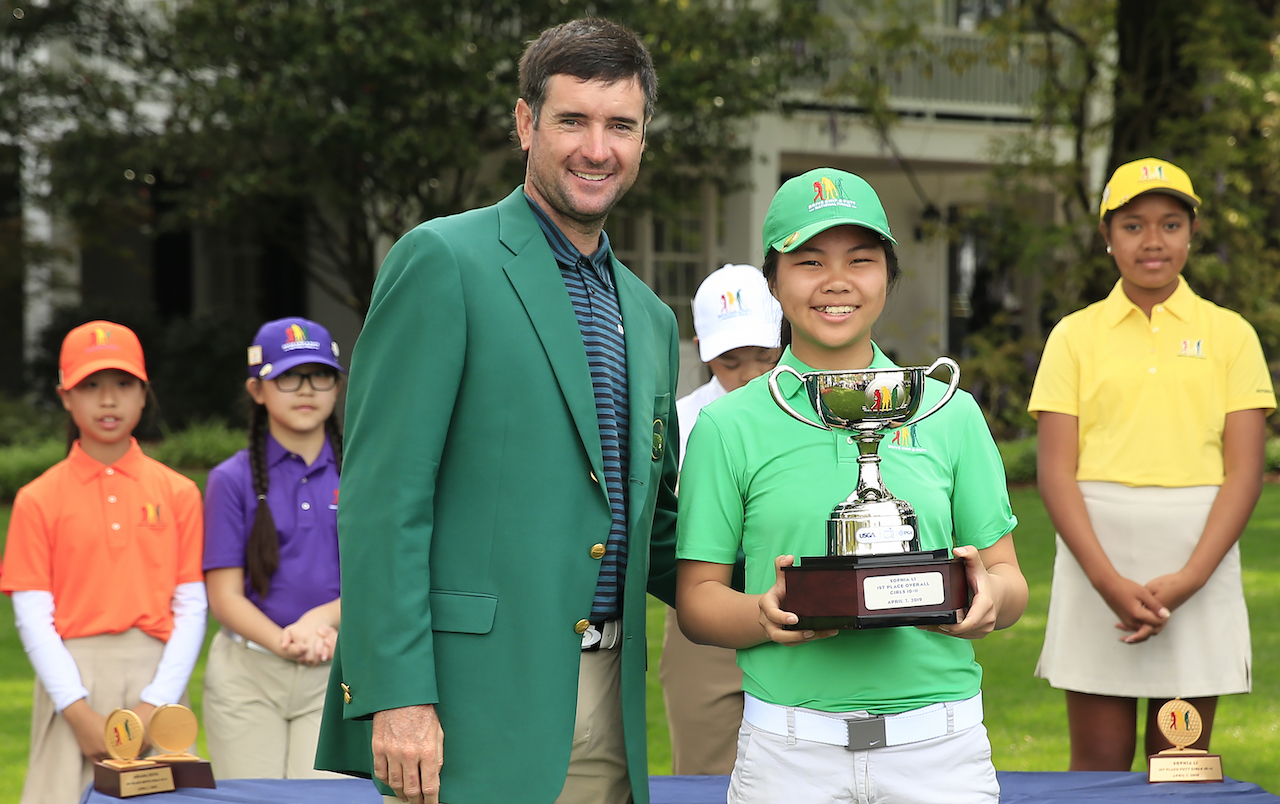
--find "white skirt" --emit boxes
[1035,481,1251,698]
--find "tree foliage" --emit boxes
[825,0,1280,437]
[18,0,829,315]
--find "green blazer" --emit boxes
[315,188,680,803]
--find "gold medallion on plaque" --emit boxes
[93,709,175,798]
[1148,699,1224,783]
[148,703,217,789]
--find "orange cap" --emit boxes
[59,321,148,389]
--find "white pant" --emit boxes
[728,716,999,804]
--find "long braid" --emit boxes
[245,403,281,598]
[325,413,343,474]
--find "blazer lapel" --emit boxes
[615,260,658,532]
[498,192,606,484]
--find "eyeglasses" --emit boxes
[273,369,339,392]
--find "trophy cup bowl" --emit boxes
[768,357,970,629]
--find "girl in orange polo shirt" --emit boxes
[1030,159,1275,770]
[1,321,206,804]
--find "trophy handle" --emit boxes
[904,357,961,427]
[767,365,830,431]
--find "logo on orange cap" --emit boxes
[58,321,148,389]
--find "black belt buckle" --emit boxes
[846,716,888,751]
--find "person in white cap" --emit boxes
[660,263,781,775]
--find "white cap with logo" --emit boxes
[691,264,783,362]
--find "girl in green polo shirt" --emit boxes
[676,168,1027,804]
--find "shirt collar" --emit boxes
[1162,276,1198,322]
[1101,276,1196,327]
[776,342,896,399]
[778,342,895,373]
[523,191,615,288]
[68,438,147,483]
[265,432,335,471]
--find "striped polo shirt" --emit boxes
[525,194,630,624]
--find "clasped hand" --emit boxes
[1096,570,1200,644]
[279,609,337,665]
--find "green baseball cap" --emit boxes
[763,168,897,254]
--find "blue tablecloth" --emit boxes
[651,773,1279,803]
[80,772,1279,803]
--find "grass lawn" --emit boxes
[645,485,1280,793]
[0,481,1277,795]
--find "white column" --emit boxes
[20,138,80,367]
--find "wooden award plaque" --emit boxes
[148,704,216,789]
[1148,699,1224,783]
[93,709,175,798]
[783,549,969,630]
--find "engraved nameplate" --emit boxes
[120,767,176,797]
[863,572,945,610]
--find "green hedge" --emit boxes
[143,421,246,471]
[997,437,1038,485]
[0,440,68,503]
[0,422,245,502]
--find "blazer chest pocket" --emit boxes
[652,393,671,461]
[429,590,498,635]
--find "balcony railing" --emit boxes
[792,25,1046,121]
[883,31,1043,118]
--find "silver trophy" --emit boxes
[767,357,967,628]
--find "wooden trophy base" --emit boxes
[782,549,968,629]
[93,759,175,798]
[152,753,216,789]
[1148,749,1224,783]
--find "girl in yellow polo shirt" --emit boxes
[1029,158,1275,771]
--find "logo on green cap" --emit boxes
[811,176,857,213]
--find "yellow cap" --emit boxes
[1099,158,1201,221]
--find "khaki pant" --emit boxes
[382,645,629,804]
[659,606,743,775]
[22,629,167,804]
[203,628,339,779]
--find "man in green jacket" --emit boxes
[316,18,679,804]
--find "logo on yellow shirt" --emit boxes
[1178,339,1205,358]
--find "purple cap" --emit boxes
[247,317,346,379]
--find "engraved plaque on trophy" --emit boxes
[767,357,969,629]
[1148,699,1224,783]
[93,709,175,798]
[148,703,217,789]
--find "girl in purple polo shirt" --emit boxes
[202,317,345,778]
